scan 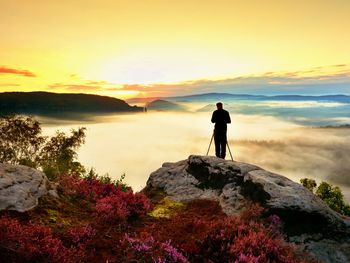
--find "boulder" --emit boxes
[0,163,52,212]
[144,155,350,263]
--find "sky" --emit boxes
[1,0,350,98]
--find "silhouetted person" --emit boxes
[211,102,231,159]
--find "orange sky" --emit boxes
[1,0,350,98]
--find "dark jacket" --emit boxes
[211,109,231,130]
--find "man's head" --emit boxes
[216,102,223,109]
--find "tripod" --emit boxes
[206,132,234,161]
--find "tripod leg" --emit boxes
[226,141,234,161]
[206,133,214,156]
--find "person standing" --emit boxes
[211,102,231,159]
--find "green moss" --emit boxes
[47,209,59,223]
[148,198,185,218]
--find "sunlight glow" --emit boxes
[1,1,350,97]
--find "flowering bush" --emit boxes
[58,174,120,201]
[124,191,153,218]
[95,191,152,223]
[123,234,189,263]
[67,225,96,245]
[197,213,299,263]
[0,176,313,263]
[95,194,129,223]
[0,216,79,263]
[160,240,189,263]
[117,202,308,263]
[58,173,152,224]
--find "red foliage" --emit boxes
[198,216,298,263]
[95,194,129,223]
[58,174,120,200]
[95,191,152,223]
[67,225,96,245]
[58,174,152,224]
[0,175,315,263]
[0,215,82,263]
[122,233,189,263]
[123,201,306,263]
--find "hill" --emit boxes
[146,99,186,111]
[0,92,143,115]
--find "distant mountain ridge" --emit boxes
[127,92,350,103]
[0,92,142,115]
[146,99,186,111]
[165,92,350,103]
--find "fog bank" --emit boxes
[42,112,350,202]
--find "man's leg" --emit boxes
[220,133,227,159]
[214,132,220,157]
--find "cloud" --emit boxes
[85,80,109,85]
[48,82,103,91]
[48,64,350,97]
[118,64,350,97]
[0,83,21,87]
[48,77,125,92]
[333,64,347,68]
[119,83,207,96]
[0,66,36,77]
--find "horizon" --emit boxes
[1,1,350,98]
[2,90,350,100]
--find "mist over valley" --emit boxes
[38,97,350,202]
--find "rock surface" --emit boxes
[0,163,51,212]
[144,155,350,263]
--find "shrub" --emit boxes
[197,214,300,263]
[77,175,120,201]
[95,194,129,223]
[0,216,78,263]
[120,203,306,263]
[57,172,152,224]
[67,225,96,245]
[58,173,130,200]
[95,191,152,223]
[123,234,189,263]
[124,191,153,218]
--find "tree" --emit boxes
[316,182,350,216]
[39,128,86,178]
[0,116,45,167]
[300,178,350,216]
[300,178,317,192]
[0,115,86,179]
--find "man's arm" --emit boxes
[211,111,216,123]
[226,111,231,124]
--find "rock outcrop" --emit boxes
[0,163,52,212]
[144,155,350,263]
